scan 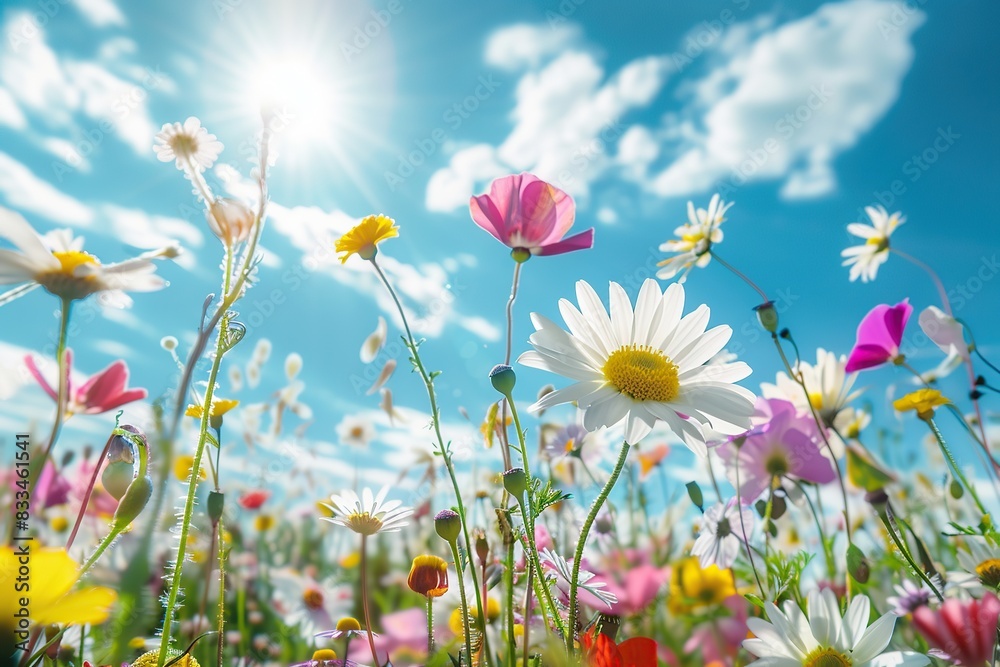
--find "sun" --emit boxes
[250,54,338,148]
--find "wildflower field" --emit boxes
[1,2,999,667]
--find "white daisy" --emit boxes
[744,588,930,667]
[656,194,733,282]
[270,568,353,636]
[691,501,753,570]
[761,348,864,443]
[539,548,618,608]
[153,116,224,172]
[319,486,412,536]
[0,207,175,307]
[336,414,376,448]
[518,278,755,451]
[841,205,905,283]
[955,536,1000,592]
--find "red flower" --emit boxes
[238,489,271,510]
[25,348,147,415]
[912,593,1000,666]
[581,629,658,667]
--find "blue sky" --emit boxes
[1,0,999,496]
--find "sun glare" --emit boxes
[250,54,338,149]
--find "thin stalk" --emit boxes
[66,433,114,551]
[369,257,490,661]
[709,251,769,302]
[449,538,474,667]
[734,446,765,599]
[566,440,631,656]
[216,515,226,667]
[876,511,943,601]
[505,539,515,661]
[792,479,835,581]
[360,535,381,667]
[427,596,435,657]
[39,298,72,469]
[926,416,988,515]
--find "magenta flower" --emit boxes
[469,173,593,258]
[25,348,147,416]
[347,608,427,666]
[912,593,1000,666]
[717,398,836,502]
[844,300,913,372]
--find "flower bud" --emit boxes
[847,542,871,584]
[161,336,178,351]
[111,476,153,531]
[502,467,527,499]
[949,478,964,499]
[489,364,516,396]
[434,509,462,543]
[208,490,225,524]
[102,461,134,501]
[207,198,254,246]
[474,529,489,565]
[407,554,449,598]
[686,481,704,511]
[754,301,779,334]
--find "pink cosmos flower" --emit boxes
[347,608,427,666]
[844,300,913,372]
[912,593,1000,666]
[717,398,836,502]
[24,348,147,415]
[469,173,594,257]
[684,595,748,665]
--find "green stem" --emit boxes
[875,510,943,601]
[360,535,380,667]
[566,440,631,656]
[216,515,226,667]
[505,539,515,661]
[449,538,475,666]
[39,298,72,470]
[77,525,123,579]
[369,257,490,663]
[427,596,435,657]
[927,416,988,515]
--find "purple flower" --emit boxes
[845,300,913,372]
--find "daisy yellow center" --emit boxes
[602,345,679,402]
[681,231,705,244]
[564,438,576,453]
[302,588,324,610]
[336,616,362,632]
[346,511,383,535]
[350,426,365,438]
[51,250,100,275]
[807,392,825,411]
[169,133,199,159]
[865,236,889,252]
[976,558,1000,588]
[803,647,852,667]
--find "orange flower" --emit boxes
[407,554,449,598]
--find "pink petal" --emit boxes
[469,193,509,244]
[624,565,665,612]
[855,304,897,351]
[515,178,560,245]
[23,354,58,401]
[845,344,892,372]
[537,228,595,256]
[882,299,912,347]
[77,360,146,414]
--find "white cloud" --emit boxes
[646,0,924,199]
[0,151,94,224]
[484,23,580,71]
[0,13,158,156]
[39,136,91,172]
[72,0,127,27]
[427,24,670,211]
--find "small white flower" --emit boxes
[336,414,375,448]
[841,205,904,283]
[153,116,224,172]
[744,588,929,666]
[691,501,753,569]
[518,279,755,451]
[656,194,733,282]
[539,548,618,608]
[918,306,969,362]
[270,568,352,635]
[319,486,412,536]
[0,207,172,307]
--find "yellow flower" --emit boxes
[339,551,360,568]
[893,388,949,421]
[254,514,275,532]
[173,454,208,482]
[335,214,399,263]
[130,650,200,667]
[448,597,501,637]
[407,554,449,598]
[0,547,117,647]
[668,557,735,612]
[185,398,239,430]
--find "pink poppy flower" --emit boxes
[912,593,1000,666]
[469,173,593,258]
[24,348,147,415]
[844,300,913,372]
[347,608,427,666]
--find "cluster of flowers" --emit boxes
[1,114,999,667]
